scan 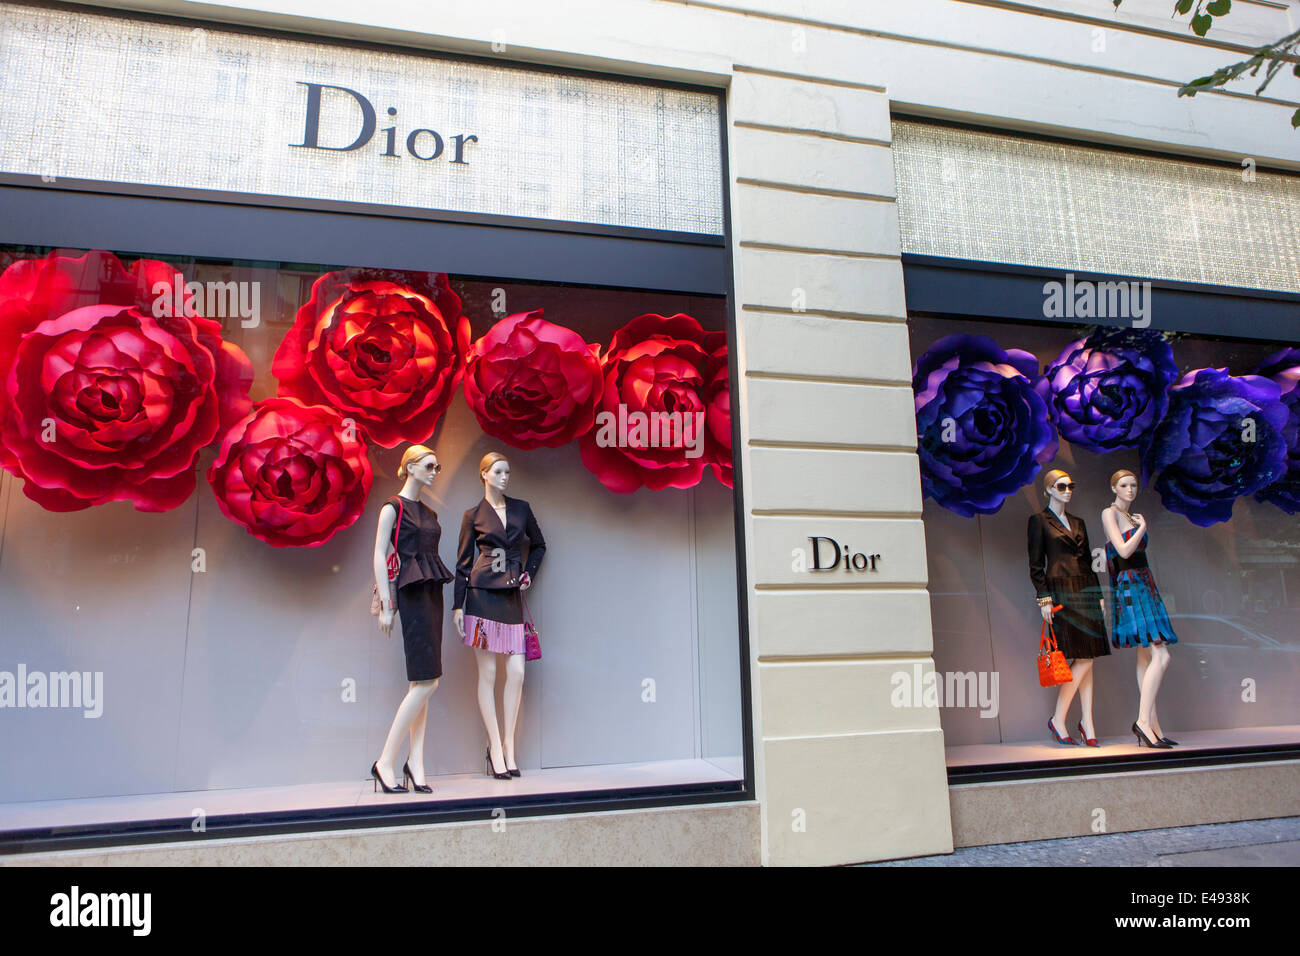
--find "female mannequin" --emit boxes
[370,444,454,793]
[1102,469,1178,749]
[1027,469,1110,747]
[454,452,546,779]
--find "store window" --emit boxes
[0,242,746,844]
[908,308,1299,770]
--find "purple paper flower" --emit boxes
[1036,329,1179,454]
[913,334,1058,517]
[1141,367,1289,526]
[1253,348,1300,514]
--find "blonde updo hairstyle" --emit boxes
[1042,469,1070,495]
[397,444,437,479]
[1110,469,1138,492]
[479,451,509,483]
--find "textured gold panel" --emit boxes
[0,2,723,234]
[892,120,1300,294]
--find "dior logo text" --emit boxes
[808,536,881,572]
[0,665,103,717]
[293,82,479,164]
[50,886,151,936]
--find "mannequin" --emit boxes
[454,452,546,779]
[370,444,454,793]
[1102,469,1178,749]
[1027,469,1110,747]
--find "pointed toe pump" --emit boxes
[1132,722,1172,749]
[403,760,432,793]
[370,761,408,793]
[485,747,512,780]
[1047,718,1077,745]
[1076,721,1099,747]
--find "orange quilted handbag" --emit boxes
[1037,612,1073,687]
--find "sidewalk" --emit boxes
[864,817,1300,866]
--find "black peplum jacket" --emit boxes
[454,496,546,610]
[1027,507,1100,600]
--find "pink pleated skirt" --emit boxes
[463,615,526,655]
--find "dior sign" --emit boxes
[292,83,479,164]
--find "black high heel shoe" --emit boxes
[403,760,432,793]
[1131,722,1172,749]
[371,761,408,793]
[485,747,512,780]
[1157,735,1179,746]
[506,764,521,778]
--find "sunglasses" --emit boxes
[1054,481,1075,491]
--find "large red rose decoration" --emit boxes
[463,309,603,449]
[579,313,731,493]
[704,344,734,489]
[272,269,470,448]
[207,397,372,547]
[0,250,253,512]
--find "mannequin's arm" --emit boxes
[1026,513,1049,599]
[453,510,474,611]
[1101,508,1143,559]
[523,504,546,581]
[374,503,398,633]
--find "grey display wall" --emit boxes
[912,316,1300,749]
[0,270,742,804]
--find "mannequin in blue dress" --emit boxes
[1101,469,1179,749]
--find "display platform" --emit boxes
[945,724,1300,768]
[0,757,744,834]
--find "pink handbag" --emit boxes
[522,592,541,661]
[369,497,403,616]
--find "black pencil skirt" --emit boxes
[396,579,444,681]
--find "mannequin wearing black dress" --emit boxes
[370,445,452,794]
[1028,469,1109,747]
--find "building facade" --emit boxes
[1,0,1297,866]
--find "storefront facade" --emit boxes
[1,0,1296,867]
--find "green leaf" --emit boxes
[1206,0,1230,15]
[1293,107,1300,129]
[1192,13,1213,35]
[1175,0,1194,14]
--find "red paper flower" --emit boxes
[0,250,253,512]
[272,269,470,448]
[704,344,734,489]
[579,313,730,493]
[463,309,603,449]
[207,397,373,547]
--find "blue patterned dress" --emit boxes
[1106,525,1178,648]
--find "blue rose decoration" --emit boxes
[1141,367,1289,526]
[1253,348,1300,514]
[1036,329,1179,453]
[913,334,1058,517]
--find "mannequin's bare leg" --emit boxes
[474,647,507,772]
[502,653,526,771]
[1052,663,1084,740]
[1074,660,1096,740]
[1137,644,1171,739]
[407,695,432,785]
[377,679,438,785]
